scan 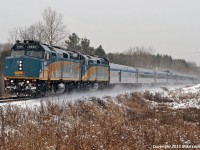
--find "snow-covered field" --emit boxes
[1,83,199,109]
[167,84,200,109]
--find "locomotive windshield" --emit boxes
[26,50,44,58]
[11,43,44,59]
[11,50,25,57]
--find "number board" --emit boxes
[16,45,24,49]
[27,45,38,49]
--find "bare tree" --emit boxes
[9,26,36,43]
[19,27,31,41]
[41,7,68,45]
[25,22,45,42]
[8,7,68,45]
[34,21,46,43]
[8,28,20,44]
[27,25,37,40]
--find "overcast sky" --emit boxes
[0,0,200,65]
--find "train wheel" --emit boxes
[57,83,65,93]
[51,83,65,94]
[89,83,99,91]
[51,83,58,94]
[64,83,73,93]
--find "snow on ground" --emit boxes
[167,84,200,109]
[0,85,159,108]
[0,84,199,109]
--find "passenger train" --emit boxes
[3,40,197,96]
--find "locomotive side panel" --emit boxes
[47,61,80,81]
[82,65,109,82]
[81,65,97,81]
[81,56,109,82]
[96,65,109,81]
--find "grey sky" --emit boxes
[0,0,200,65]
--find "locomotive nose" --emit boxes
[4,57,42,79]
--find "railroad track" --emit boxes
[0,96,31,103]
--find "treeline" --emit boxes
[65,33,198,75]
[107,47,198,75]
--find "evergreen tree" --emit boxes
[80,38,94,55]
[65,33,80,51]
[94,45,106,58]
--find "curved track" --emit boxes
[0,96,31,103]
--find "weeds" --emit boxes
[143,91,173,103]
[0,91,199,149]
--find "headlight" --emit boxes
[11,80,14,83]
[18,61,23,71]
[27,80,30,84]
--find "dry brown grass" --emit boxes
[0,91,200,149]
[143,91,173,103]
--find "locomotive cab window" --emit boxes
[11,44,25,57]
[25,44,44,59]
[11,50,25,57]
[26,50,44,59]
[11,43,45,59]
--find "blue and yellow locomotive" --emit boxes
[4,40,110,96]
